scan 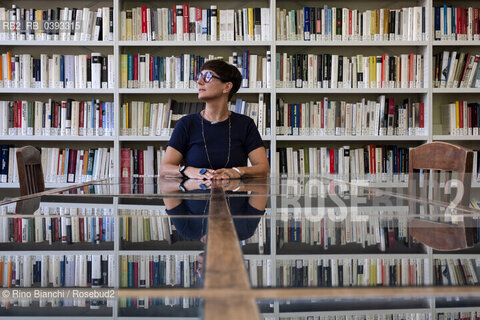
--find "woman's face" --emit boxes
[197,69,228,101]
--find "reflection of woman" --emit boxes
[159,179,268,242]
[159,60,270,180]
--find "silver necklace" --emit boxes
[200,110,231,169]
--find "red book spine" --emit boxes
[138,150,144,177]
[316,11,322,37]
[149,260,154,287]
[409,264,414,285]
[120,148,131,179]
[183,4,190,38]
[381,259,385,286]
[55,103,60,129]
[474,8,479,37]
[419,102,424,128]
[79,218,84,242]
[133,259,138,288]
[381,54,387,87]
[99,218,103,241]
[349,10,352,37]
[79,102,84,133]
[141,7,147,35]
[67,149,77,183]
[329,149,335,174]
[462,9,467,38]
[14,218,19,242]
[133,54,138,84]
[172,7,177,36]
[369,145,376,175]
[149,55,154,84]
[98,102,103,129]
[457,8,462,37]
[15,101,20,129]
[459,101,464,130]
[55,218,60,242]
[320,100,324,129]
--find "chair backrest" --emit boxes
[408,141,474,251]
[16,146,45,196]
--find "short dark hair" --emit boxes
[200,60,242,100]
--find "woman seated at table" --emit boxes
[159,59,270,180]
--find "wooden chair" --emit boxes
[16,146,45,196]
[408,141,475,251]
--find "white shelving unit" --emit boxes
[1,0,480,318]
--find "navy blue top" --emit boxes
[166,193,264,241]
[168,112,264,169]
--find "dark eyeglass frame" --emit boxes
[196,71,227,83]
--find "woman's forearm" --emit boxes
[159,164,182,178]
[236,163,270,178]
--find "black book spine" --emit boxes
[87,56,92,85]
[338,56,343,83]
[101,256,108,285]
[101,56,108,88]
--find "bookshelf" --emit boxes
[1,0,480,318]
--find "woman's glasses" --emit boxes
[196,71,225,83]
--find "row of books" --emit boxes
[0,52,115,89]
[276,145,411,183]
[275,258,430,287]
[0,212,114,244]
[245,258,271,287]
[119,254,200,288]
[0,99,114,137]
[120,51,272,89]
[120,146,165,180]
[276,97,425,137]
[119,297,199,310]
[277,215,409,251]
[120,214,174,243]
[441,101,480,136]
[0,6,114,41]
[276,53,424,89]
[119,96,268,137]
[434,259,480,286]
[276,6,426,42]
[2,145,112,184]
[434,6,480,41]
[2,297,113,309]
[0,254,114,288]
[434,51,480,88]
[120,6,271,42]
[437,313,480,320]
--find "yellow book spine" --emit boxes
[143,102,151,135]
[369,56,376,87]
[126,10,133,41]
[36,10,43,38]
[126,102,130,130]
[248,8,254,39]
[120,255,128,287]
[121,54,128,88]
[384,9,390,38]
[455,101,460,130]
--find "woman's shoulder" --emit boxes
[178,112,201,125]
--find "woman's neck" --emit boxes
[203,103,230,122]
